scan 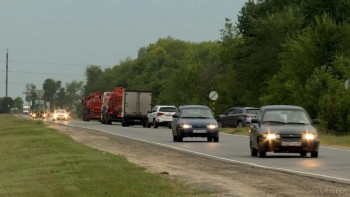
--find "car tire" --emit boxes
[177,135,183,142]
[147,121,151,128]
[311,151,318,158]
[259,150,266,158]
[168,123,171,129]
[173,135,177,142]
[300,151,307,157]
[237,121,243,128]
[213,137,219,142]
[153,120,158,128]
[207,137,213,142]
[250,141,258,157]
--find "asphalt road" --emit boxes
[59,119,350,184]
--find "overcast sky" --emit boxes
[0,0,247,100]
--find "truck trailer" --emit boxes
[121,90,152,127]
[101,87,124,125]
[82,91,102,121]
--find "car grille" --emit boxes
[192,125,207,129]
[280,134,302,141]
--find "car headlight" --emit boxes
[43,114,46,118]
[181,124,192,129]
[207,124,218,129]
[304,133,316,140]
[64,114,68,118]
[266,133,280,140]
[54,114,58,118]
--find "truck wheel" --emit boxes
[213,137,219,142]
[153,120,158,128]
[173,135,177,142]
[108,120,112,125]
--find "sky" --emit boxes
[0,0,248,100]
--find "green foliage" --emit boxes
[0,97,14,113]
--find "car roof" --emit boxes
[155,105,177,108]
[179,105,210,109]
[261,105,305,110]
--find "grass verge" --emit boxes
[0,114,208,197]
[220,127,350,148]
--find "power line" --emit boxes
[1,70,84,77]
[8,60,87,67]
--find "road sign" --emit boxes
[35,90,45,98]
[209,91,218,101]
[345,78,350,90]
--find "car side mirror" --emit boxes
[173,114,178,118]
[312,119,320,124]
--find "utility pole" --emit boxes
[6,48,8,97]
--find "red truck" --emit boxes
[100,87,152,127]
[101,87,125,124]
[82,91,102,121]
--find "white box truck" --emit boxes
[121,91,152,127]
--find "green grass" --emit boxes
[0,114,208,197]
[220,127,350,148]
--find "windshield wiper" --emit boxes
[286,122,307,125]
[263,121,286,124]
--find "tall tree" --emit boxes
[42,78,61,110]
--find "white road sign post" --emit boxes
[209,91,218,111]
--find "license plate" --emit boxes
[282,142,301,146]
[193,130,207,133]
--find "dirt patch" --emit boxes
[46,122,349,197]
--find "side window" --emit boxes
[233,108,243,114]
[227,109,234,115]
[152,107,157,112]
[256,110,262,120]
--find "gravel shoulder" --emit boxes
[46,122,349,197]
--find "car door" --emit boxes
[222,109,234,127]
[232,108,243,126]
[148,106,157,122]
[171,109,180,135]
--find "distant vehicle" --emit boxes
[53,109,69,121]
[121,90,152,127]
[217,107,259,128]
[101,87,124,125]
[31,99,47,119]
[147,105,177,128]
[171,105,219,142]
[249,105,320,158]
[82,91,103,121]
[23,105,30,115]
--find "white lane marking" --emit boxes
[71,124,350,184]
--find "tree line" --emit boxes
[11,0,350,135]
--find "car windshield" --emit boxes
[56,110,66,114]
[159,107,177,112]
[246,109,259,114]
[263,110,311,124]
[180,108,214,119]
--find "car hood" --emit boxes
[259,124,318,135]
[179,118,217,125]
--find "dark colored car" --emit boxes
[217,107,259,128]
[250,105,320,158]
[171,105,219,142]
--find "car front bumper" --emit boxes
[259,138,319,153]
[178,128,219,138]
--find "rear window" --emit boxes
[159,107,177,112]
[246,109,259,114]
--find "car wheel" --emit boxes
[173,135,177,142]
[207,137,213,142]
[250,141,258,157]
[237,121,243,128]
[177,135,183,142]
[213,137,219,142]
[168,123,171,129]
[147,120,151,128]
[311,151,318,158]
[258,150,266,158]
[300,151,307,157]
[153,120,158,128]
